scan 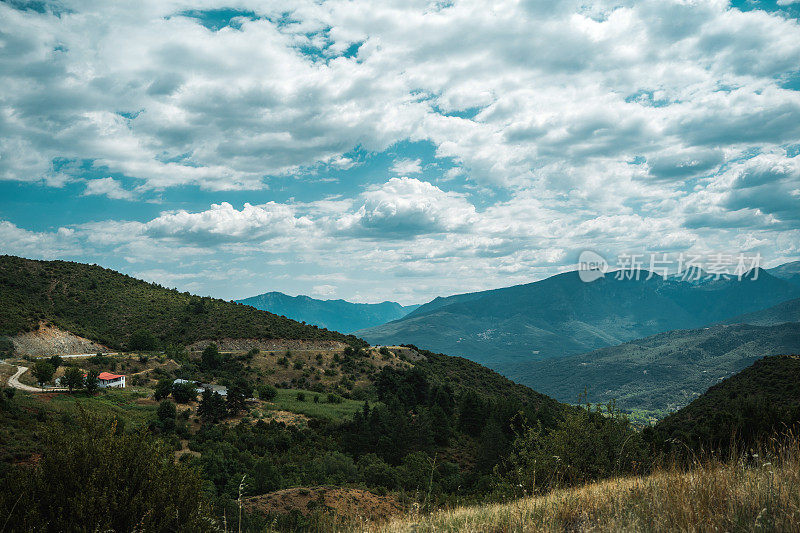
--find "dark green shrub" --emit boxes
[257,384,277,401]
[0,411,213,531]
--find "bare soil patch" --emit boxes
[244,487,403,522]
[11,323,110,356]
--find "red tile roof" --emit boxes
[97,372,124,380]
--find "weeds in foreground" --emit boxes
[372,434,800,532]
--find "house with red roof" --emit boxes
[96,372,126,389]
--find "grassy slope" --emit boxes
[0,255,364,349]
[378,445,800,532]
[512,322,800,413]
[265,388,369,421]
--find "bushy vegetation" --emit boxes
[0,409,213,532]
[0,255,365,349]
[502,400,648,494]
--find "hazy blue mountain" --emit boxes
[355,269,800,370]
[237,291,419,334]
[768,260,800,286]
[723,297,800,326]
[511,321,800,413]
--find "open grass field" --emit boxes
[36,388,158,424]
[0,388,159,463]
[16,388,157,425]
[264,387,370,421]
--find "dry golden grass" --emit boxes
[371,437,800,533]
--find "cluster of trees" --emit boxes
[31,356,102,393]
[197,377,253,424]
[501,401,649,494]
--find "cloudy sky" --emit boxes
[1,0,800,304]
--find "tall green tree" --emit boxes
[171,382,197,404]
[85,370,100,394]
[201,343,222,370]
[32,361,54,387]
[226,378,251,415]
[62,366,85,392]
[154,377,173,400]
[198,389,226,424]
[156,399,177,432]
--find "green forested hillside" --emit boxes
[513,322,800,414]
[0,255,364,350]
[237,291,419,333]
[408,345,560,410]
[356,269,800,373]
[647,355,800,452]
[723,296,800,326]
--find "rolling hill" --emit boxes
[648,354,800,451]
[356,268,800,371]
[512,322,800,414]
[0,255,364,351]
[723,296,800,326]
[236,291,419,333]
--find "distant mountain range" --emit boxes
[513,321,800,413]
[236,292,419,334]
[356,268,800,372]
[767,260,800,286]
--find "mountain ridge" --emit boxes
[513,321,800,413]
[356,268,800,370]
[236,291,419,334]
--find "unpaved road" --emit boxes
[7,365,44,392]
[42,353,119,359]
[2,361,68,392]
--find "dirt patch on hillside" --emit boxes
[265,410,309,426]
[12,323,110,356]
[245,487,403,522]
[384,346,425,361]
[189,338,349,353]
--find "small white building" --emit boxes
[97,372,125,388]
[173,378,227,397]
[200,383,227,397]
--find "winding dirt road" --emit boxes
[7,365,44,392]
